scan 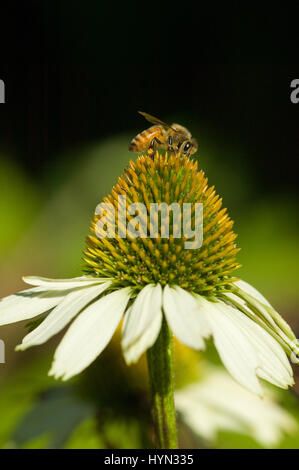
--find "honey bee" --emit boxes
[129,111,198,158]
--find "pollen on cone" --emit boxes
[84,151,240,296]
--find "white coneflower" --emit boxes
[0,151,297,448]
[176,366,298,447]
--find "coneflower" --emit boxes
[0,151,297,449]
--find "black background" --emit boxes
[0,1,298,198]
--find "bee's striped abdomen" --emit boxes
[129,126,163,152]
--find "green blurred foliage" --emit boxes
[0,355,54,447]
[1,349,299,449]
[237,198,298,307]
[0,158,41,261]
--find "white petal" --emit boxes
[176,386,237,441]
[163,285,207,350]
[122,284,162,349]
[234,279,296,345]
[121,285,163,364]
[201,300,263,395]
[176,367,298,447]
[207,300,294,393]
[23,275,109,290]
[219,301,294,389]
[230,280,280,331]
[192,295,214,339]
[49,287,131,380]
[227,283,275,332]
[0,287,66,326]
[122,307,162,365]
[234,279,271,307]
[16,282,111,350]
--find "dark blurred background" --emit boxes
[0,1,298,449]
[0,1,298,190]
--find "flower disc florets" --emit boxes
[84,151,240,296]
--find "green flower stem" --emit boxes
[146,317,178,449]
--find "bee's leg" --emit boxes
[167,136,175,154]
[148,137,161,159]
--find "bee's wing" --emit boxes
[138,111,175,130]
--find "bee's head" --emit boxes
[179,139,198,156]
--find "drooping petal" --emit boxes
[122,284,163,364]
[163,285,208,350]
[232,279,297,348]
[23,275,109,290]
[0,287,66,326]
[192,295,214,339]
[122,307,162,365]
[199,299,263,395]
[16,282,112,350]
[219,301,294,389]
[204,299,294,394]
[234,279,272,306]
[122,285,162,354]
[49,287,131,380]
